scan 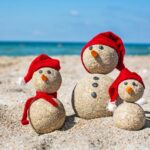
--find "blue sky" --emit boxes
[0,0,150,43]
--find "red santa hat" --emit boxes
[22,54,60,84]
[107,68,145,111]
[81,31,125,72]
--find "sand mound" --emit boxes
[0,56,150,149]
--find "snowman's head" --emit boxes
[32,67,62,93]
[118,79,144,102]
[82,44,119,74]
[81,32,125,74]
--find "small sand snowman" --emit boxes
[21,54,66,134]
[109,68,145,130]
[72,32,126,119]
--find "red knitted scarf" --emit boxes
[21,91,58,125]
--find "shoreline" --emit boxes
[0,54,150,57]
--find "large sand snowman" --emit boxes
[21,54,65,134]
[110,68,145,130]
[72,32,126,119]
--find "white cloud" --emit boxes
[70,10,79,16]
[84,20,91,25]
[32,30,44,36]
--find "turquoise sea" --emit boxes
[0,42,150,56]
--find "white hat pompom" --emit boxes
[107,102,117,112]
[18,77,26,86]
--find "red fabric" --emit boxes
[109,68,145,103]
[81,31,125,72]
[24,54,60,83]
[21,91,58,125]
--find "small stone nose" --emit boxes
[126,86,134,94]
[41,74,48,82]
[91,50,98,58]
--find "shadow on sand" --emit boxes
[144,111,150,128]
[60,114,77,131]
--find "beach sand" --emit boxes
[0,55,150,150]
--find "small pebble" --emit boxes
[91,92,97,98]
[93,76,99,80]
[92,83,98,87]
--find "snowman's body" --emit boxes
[113,79,145,130]
[113,102,145,130]
[72,74,113,119]
[29,98,65,134]
[28,67,65,133]
[72,43,120,119]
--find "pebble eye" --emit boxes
[132,82,138,86]
[39,70,43,74]
[124,82,128,85]
[99,45,104,50]
[89,46,93,50]
[47,70,51,74]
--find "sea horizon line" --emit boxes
[0,41,150,45]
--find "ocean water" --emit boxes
[0,42,150,56]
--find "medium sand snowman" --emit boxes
[21,54,65,134]
[110,68,145,130]
[72,32,126,119]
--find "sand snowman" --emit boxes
[72,32,126,119]
[21,54,66,134]
[109,68,145,130]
